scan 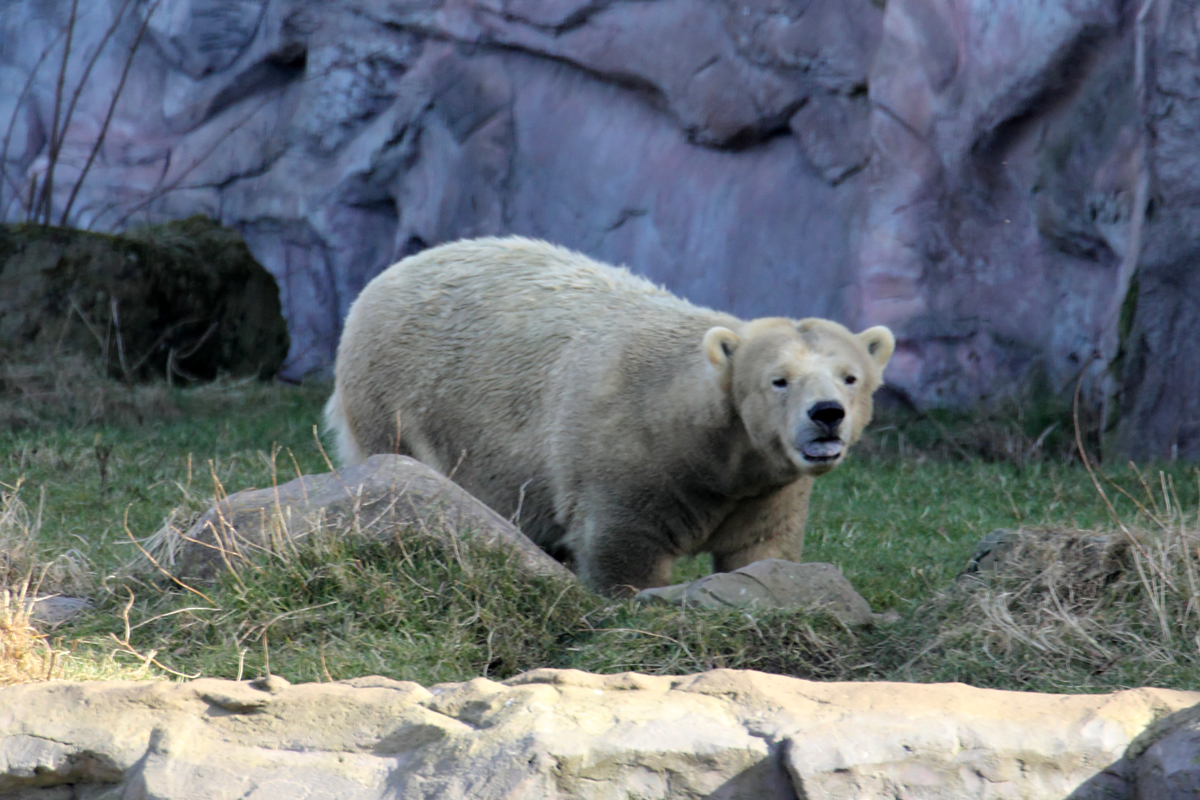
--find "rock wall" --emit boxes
[0,0,1179,417]
[2,669,1199,799]
[1104,0,1200,462]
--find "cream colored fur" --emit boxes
[326,237,894,595]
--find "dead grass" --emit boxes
[0,479,89,683]
[0,472,189,684]
[0,349,180,432]
[882,468,1200,691]
[0,581,54,685]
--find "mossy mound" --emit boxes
[0,216,288,382]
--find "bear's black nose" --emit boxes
[808,400,845,432]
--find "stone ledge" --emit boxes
[1,670,1196,799]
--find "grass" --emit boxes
[2,374,1199,693]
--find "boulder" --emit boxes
[176,454,573,582]
[0,217,288,381]
[0,669,1197,799]
[635,559,874,627]
[1128,703,1200,800]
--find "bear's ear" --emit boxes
[702,326,740,369]
[858,326,895,369]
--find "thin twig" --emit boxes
[108,587,200,679]
[0,28,65,214]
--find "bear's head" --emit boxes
[704,318,895,479]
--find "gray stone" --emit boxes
[635,559,873,626]
[177,454,573,583]
[962,527,1123,582]
[23,595,90,627]
[965,528,1020,573]
[1127,702,1200,800]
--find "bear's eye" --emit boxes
[771,377,788,390]
[844,375,858,386]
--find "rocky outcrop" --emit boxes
[860,0,1138,406]
[1,670,1197,799]
[1,0,1190,431]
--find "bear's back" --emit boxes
[366,236,709,323]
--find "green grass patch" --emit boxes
[3,378,1199,692]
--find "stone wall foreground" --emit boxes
[1,0,1197,456]
[2,669,1199,799]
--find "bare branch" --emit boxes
[60,0,155,226]
[0,28,66,215]
[36,0,80,224]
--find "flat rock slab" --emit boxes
[23,595,92,627]
[635,559,874,626]
[1,670,1197,799]
[177,454,572,582]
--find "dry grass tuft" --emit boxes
[894,468,1200,690]
[1,478,94,599]
[0,581,55,685]
[0,480,107,684]
[1,481,66,684]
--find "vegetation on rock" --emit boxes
[0,217,288,403]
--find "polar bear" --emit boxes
[325,237,894,595]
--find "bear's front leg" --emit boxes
[709,477,814,573]
[576,517,678,596]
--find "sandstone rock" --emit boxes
[176,454,573,582]
[0,670,1197,799]
[635,559,874,626]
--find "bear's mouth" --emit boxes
[801,438,844,463]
